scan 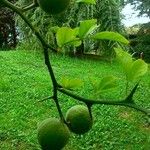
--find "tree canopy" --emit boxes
[125,0,150,17]
[0,0,17,48]
[15,0,123,57]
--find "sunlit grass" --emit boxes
[0,50,149,150]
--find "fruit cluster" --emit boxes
[37,105,93,150]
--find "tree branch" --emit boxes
[58,87,150,115]
[2,0,149,120]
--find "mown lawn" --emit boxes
[0,50,150,150]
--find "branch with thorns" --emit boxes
[1,0,149,124]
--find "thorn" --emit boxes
[124,83,139,103]
[38,96,54,102]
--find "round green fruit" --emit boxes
[65,105,93,134]
[37,0,70,14]
[37,118,70,150]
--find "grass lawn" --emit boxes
[0,50,150,150]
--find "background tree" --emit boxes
[124,0,150,17]
[0,0,18,49]
[122,0,150,62]
[128,22,150,62]
[16,0,124,58]
[93,0,124,57]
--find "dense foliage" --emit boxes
[0,0,18,49]
[130,22,150,62]
[15,0,123,57]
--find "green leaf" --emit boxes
[114,47,133,75]
[73,27,79,36]
[79,19,98,39]
[68,39,82,47]
[91,75,117,96]
[76,0,96,5]
[50,26,60,33]
[56,27,81,48]
[60,78,83,90]
[98,75,117,91]
[90,77,98,90]
[127,59,148,81]
[92,31,129,44]
[115,48,148,82]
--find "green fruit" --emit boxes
[37,0,70,14]
[66,105,93,134]
[37,118,70,150]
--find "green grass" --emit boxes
[0,50,150,150]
